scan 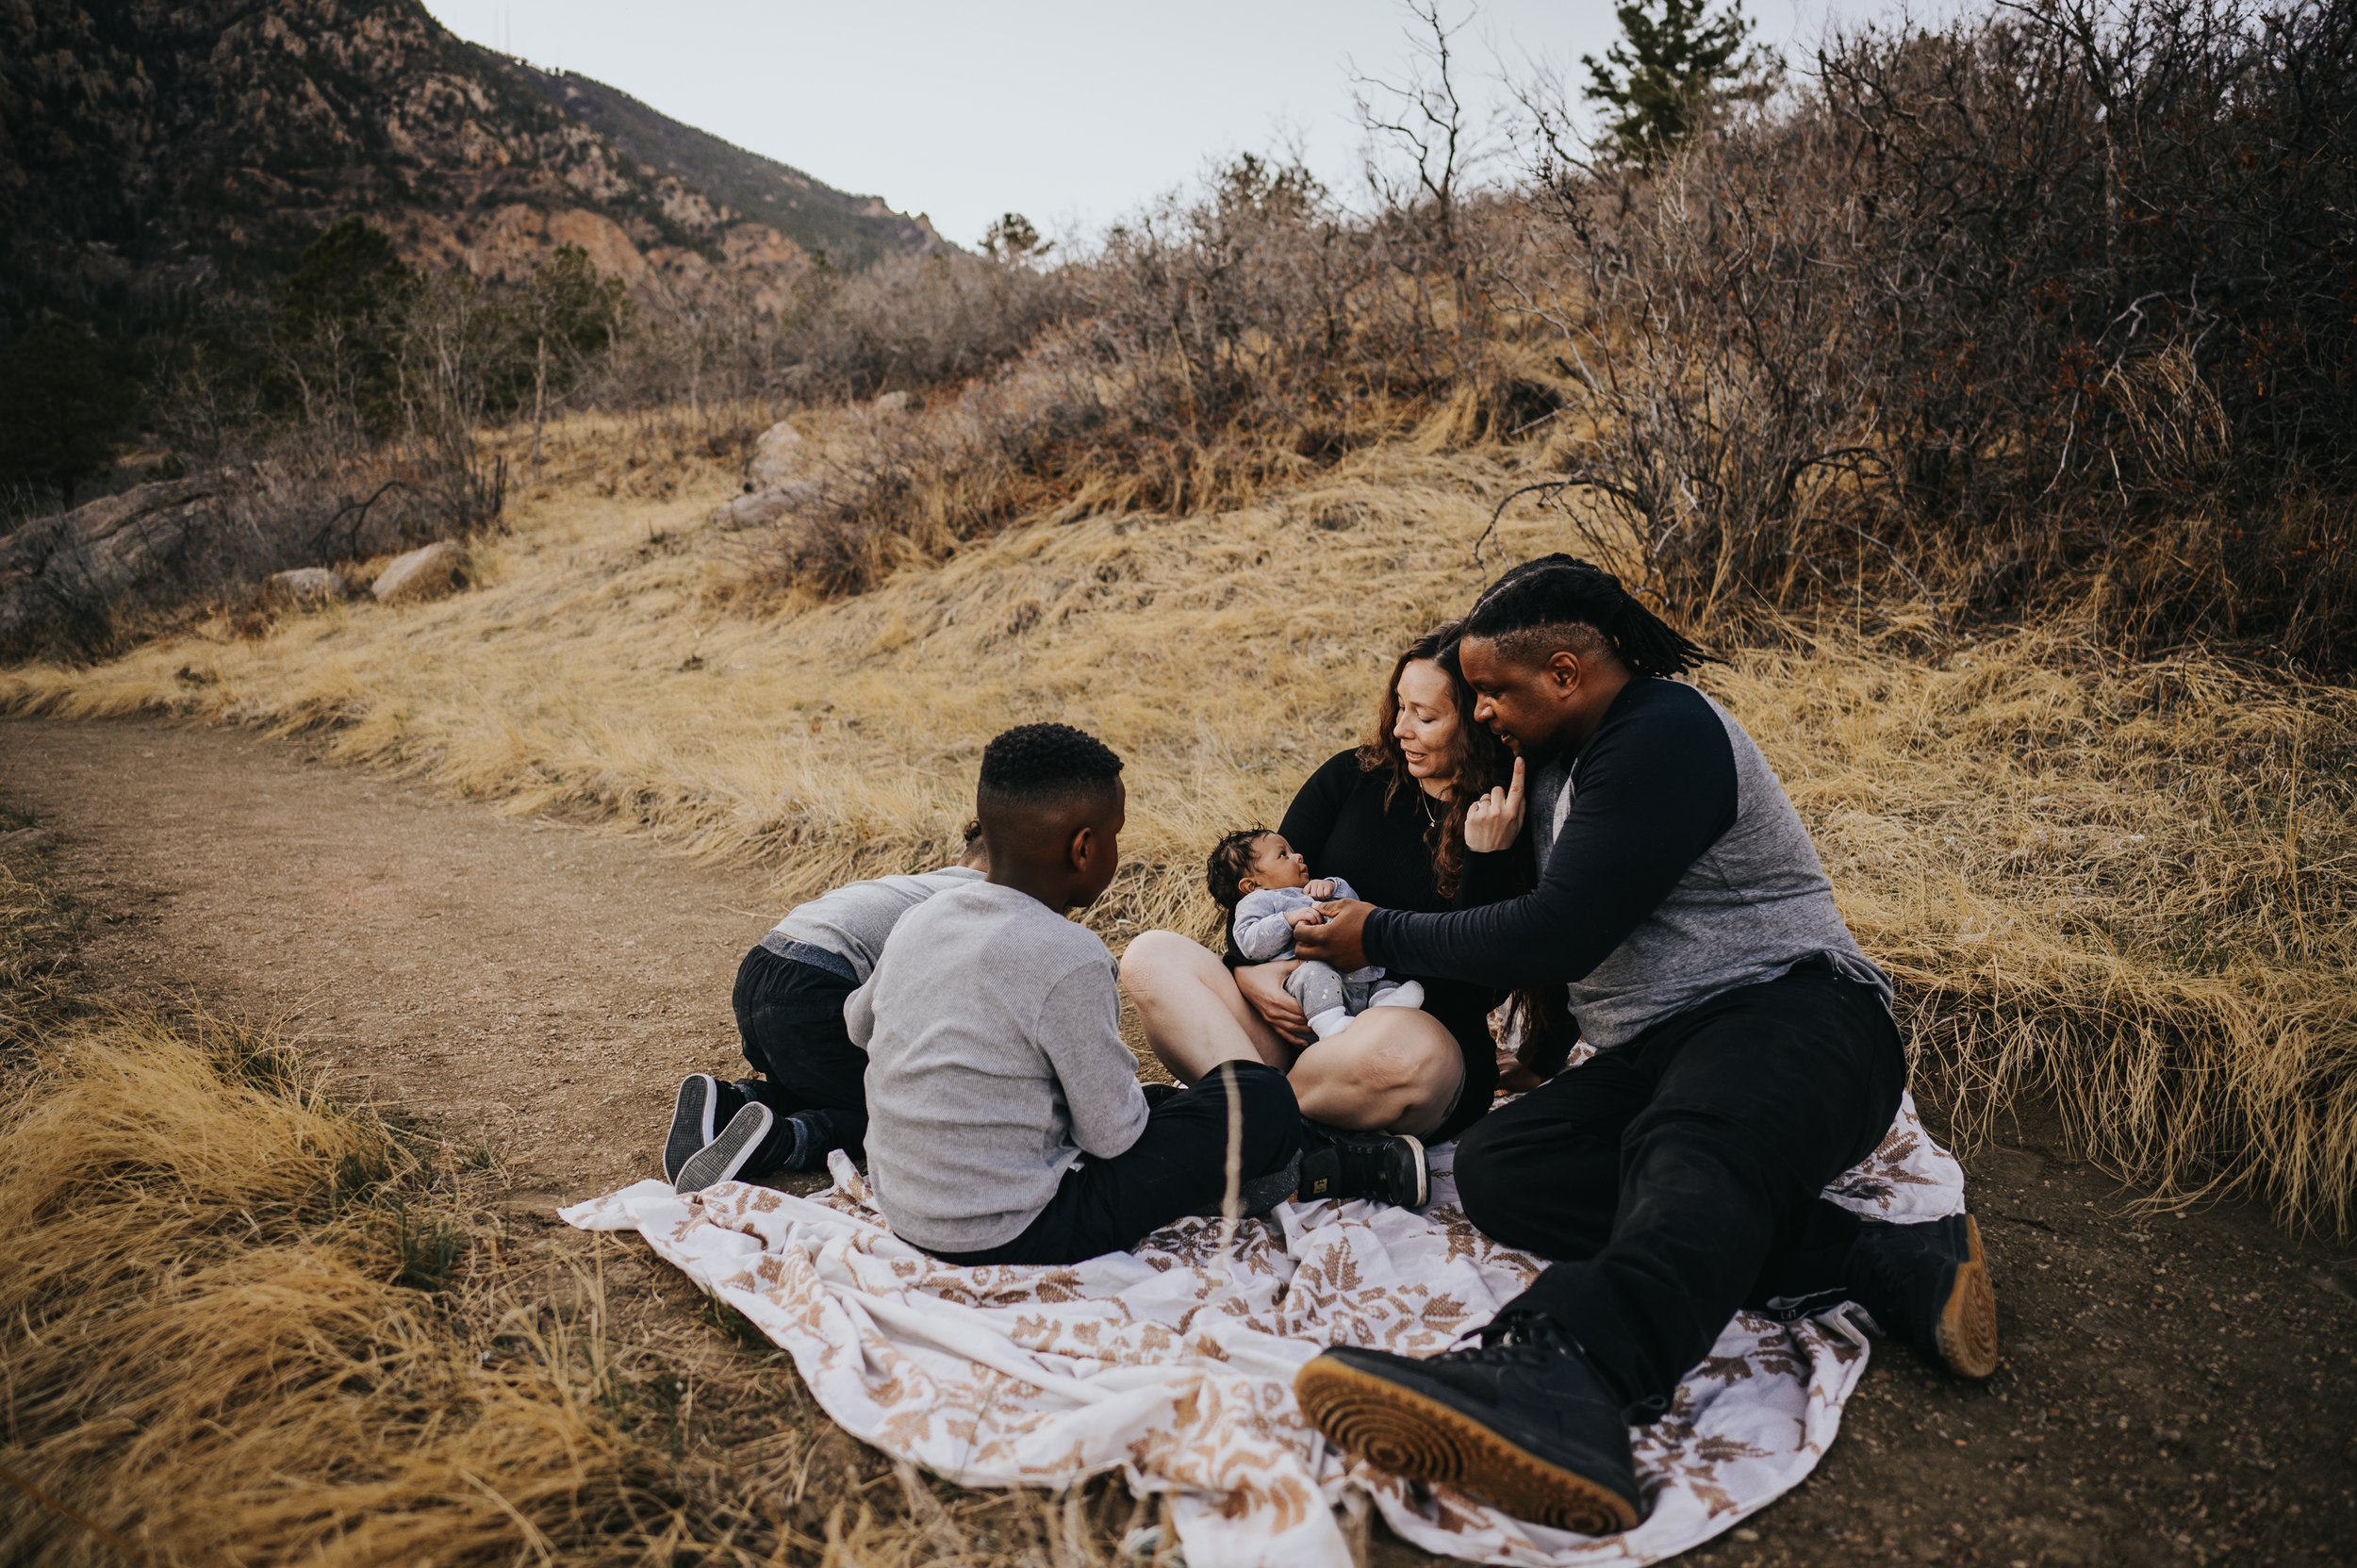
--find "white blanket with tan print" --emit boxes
[562,1092,1963,1568]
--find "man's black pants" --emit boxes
[1454,965,1905,1413]
[732,945,866,1159]
[928,1062,1302,1266]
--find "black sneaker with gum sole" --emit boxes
[1294,1319,1642,1535]
[1850,1213,2000,1379]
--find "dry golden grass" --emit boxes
[0,833,1166,1566]
[4,418,2351,1232]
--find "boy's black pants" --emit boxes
[927,1061,1302,1266]
[1453,963,1905,1413]
[732,944,866,1157]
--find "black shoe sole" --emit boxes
[675,1103,774,1194]
[665,1073,719,1183]
[1294,1356,1640,1535]
[1934,1215,2000,1379]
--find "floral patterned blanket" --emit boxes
[562,1093,1962,1568]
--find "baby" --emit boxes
[1207,829,1424,1040]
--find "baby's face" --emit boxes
[1246,834,1310,891]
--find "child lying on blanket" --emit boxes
[851,723,1426,1266]
[665,824,989,1193]
[1207,829,1426,1040]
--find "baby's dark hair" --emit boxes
[977,722,1124,813]
[1205,828,1274,911]
[1464,553,1715,677]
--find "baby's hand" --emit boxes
[1305,878,1338,900]
[1284,905,1325,930]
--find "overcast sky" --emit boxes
[420,1,1870,252]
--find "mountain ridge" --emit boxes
[0,0,943,334]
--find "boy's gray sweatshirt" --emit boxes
[849,880,1149,1253]
[766,865,985,982]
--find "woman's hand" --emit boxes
[1464,756,1527,853]
[1235,960,1312,1047]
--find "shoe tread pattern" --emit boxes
[1935,1214,2000,1379]
[1294,1358,1640,1536]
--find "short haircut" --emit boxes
[1463,553,1716,678]
[1205,828,1274,910]
[976,723,1124,814]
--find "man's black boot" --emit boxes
[1846,1213,2000,1379]
[1294,1311,1642,1534]
[1294,1119,1427,1209]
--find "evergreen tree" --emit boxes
[273,217,415,430]
[0,320,137,503]
[981,213,1048,266]
[1583,0,1776,163]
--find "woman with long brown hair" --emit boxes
[1121,621,1530,1142]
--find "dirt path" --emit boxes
[5,715,2353,1567]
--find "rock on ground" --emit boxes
[0,476,222,656]
[749,421,806,488]
[371,541,468,604]
[264,568,351,607]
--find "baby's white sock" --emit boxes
[1369,979,1426,1010]
[1307,1007,1353,1040]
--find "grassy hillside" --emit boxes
[5,412,2350,1232]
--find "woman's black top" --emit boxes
[1229,748,1524,1142]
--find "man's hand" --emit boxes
[1465,756,1527,853]
[1235,959,1311,1047]
[1295,899,1374,970]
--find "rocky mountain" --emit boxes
[0,0,944,332]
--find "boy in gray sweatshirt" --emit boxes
[852,723,1425,1264]
[665,826,987,1192]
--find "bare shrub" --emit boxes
[1503,0,2357,667]
[750,145,1558,598]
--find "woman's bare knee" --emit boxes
[1293,1018,1461,1134]
[1118,929,1205,993]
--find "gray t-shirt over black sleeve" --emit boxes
[853,880,1149,1253]
[1364,679,1890,1048]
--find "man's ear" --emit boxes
[1066,824,1094,873]
[1545,649,1584,693]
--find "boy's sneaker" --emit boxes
[1368,979,1426,1010]
[665,1073,729,1182]
[1294,1312,1641,1535]
[1846,1213,2000,1379]
[1295,1120,1427,1209]
[675,1102,776,1194]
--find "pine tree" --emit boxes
[0,320,137,503]
[1582,0,1776,163]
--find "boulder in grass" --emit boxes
[714,488,791,531]
[749,421,807,488]
[371,541,467,604]
[263,567,350,608]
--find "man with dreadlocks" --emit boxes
[1290,554,1998,1534]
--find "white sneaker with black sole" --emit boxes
[674,1101,776,1194]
